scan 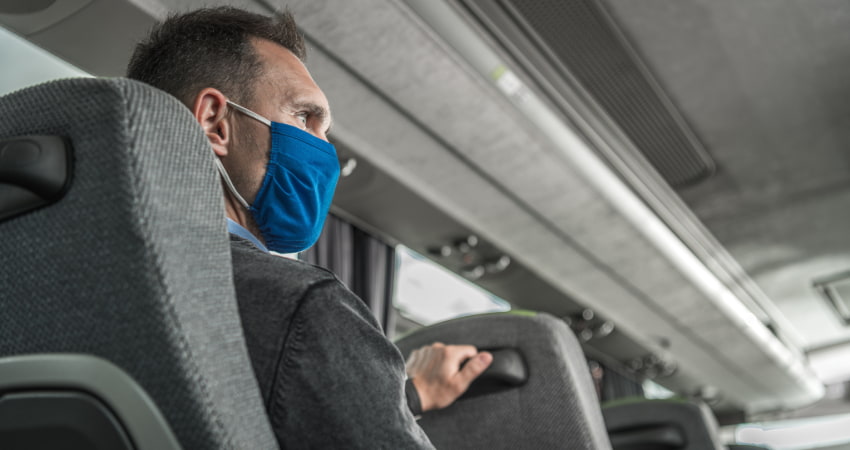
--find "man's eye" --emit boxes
[295,112,308,127]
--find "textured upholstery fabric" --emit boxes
[0,78,277,449]
[602,398,724,450]
[395,312,612,449]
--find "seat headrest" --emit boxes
[603,397,723,450]
[0,77,277,449]
[396,311,612,449]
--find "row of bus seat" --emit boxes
[396,315,769,450]
[0,78,766,449]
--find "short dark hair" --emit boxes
[127,7,306,106]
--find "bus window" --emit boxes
[642,379,675,400]
[733,414,850,449]
[393,245,510,336]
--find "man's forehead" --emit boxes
[252,39,330,108]
[252,39,311,88]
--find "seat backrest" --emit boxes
[602,397,724,450]
[395,311,612,449]
[0,78,277,449]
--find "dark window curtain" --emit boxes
[589,359,644,402]
[300,214,397,334]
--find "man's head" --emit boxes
[127,7,335,248]
[127,7,306,108]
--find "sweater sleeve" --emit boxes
[267,278,434,449]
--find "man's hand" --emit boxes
[405,342,493,412]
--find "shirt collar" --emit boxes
[227,218,269,253]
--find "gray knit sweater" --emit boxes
[230,235,433,449]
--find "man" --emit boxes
[127,6,492,448]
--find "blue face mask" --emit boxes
[213,100,340,254]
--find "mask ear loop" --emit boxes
[227,100,272,126]
[209,100,274,210]
[212,156,250,209]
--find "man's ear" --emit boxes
[191,88,232,157]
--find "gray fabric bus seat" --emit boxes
[602,397,724,450]
[0,78,277,449]
[395,311,612,449]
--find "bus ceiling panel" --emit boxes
[0,0,269,76]
[595,0,850,352]
[0,0,271,77]
[0,0,92,35]
[0,0,160,77]
[0,0,57,15]
[0,0,278,77]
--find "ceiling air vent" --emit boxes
[813,272,850,325]
[459,0,715,188]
